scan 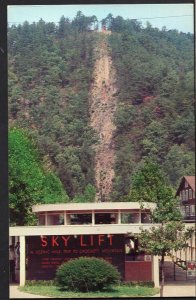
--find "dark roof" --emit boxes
[176,176,195,196]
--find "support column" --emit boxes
[92,210,95,225]
[45,212,48,226]
[64,211,67,225]
[118,210,121,224]
[19,236,26,287]
[139,210,142,224]
[152,255,159,288]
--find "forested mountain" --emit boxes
[8,13,98,202]
[8,12,195,206]
[104,15,195,200]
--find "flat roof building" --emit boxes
[10,201,160,287]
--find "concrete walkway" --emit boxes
[9,284,53,298]
[152,281,196,297]
[151,257,196,297]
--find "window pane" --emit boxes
[47,214,64,225]
[185,206,190,216]
[95,213,118,224]
[190,205,195,216]
[38,214,45,225]
[67,214,92,225]
[141,212,152,223]
[189,189,192,199]
[180,206,185,217]
[121,213,140,224]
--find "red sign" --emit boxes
[26,234,125,280]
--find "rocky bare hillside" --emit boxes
[90,34,118,201]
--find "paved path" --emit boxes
[152,281,196,297]
[9,285,53,298]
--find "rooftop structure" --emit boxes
[32,201,156,227]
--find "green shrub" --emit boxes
[121,281,154,287]
[25,280,54,286]
[56,257,121,292]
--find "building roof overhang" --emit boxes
[9,223,159,237]
[32,202,156,213]
[9,223,193,237]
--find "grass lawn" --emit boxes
[20,284,160,298]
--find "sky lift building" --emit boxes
[9,201,160,287]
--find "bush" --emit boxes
[56,257,121,292]
[25,280,54,286]
[121,281,154,287]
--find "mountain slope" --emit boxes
[8,15,195,202]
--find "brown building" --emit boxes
[173,176,195,267]
[176,176,195,223]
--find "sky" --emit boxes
[7,3,194,33]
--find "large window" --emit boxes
[141,212,152,223]
[95,213,118,224]
[185,205,190,217]
[121,212,140,224]
[67,214,92,225]
[186,190,189,201]
[189,189,193,199]
[182,190,185,201]
[190,205,195,216]
[38,214,45,225]
[180,206,185,217]
[47,213,64,225]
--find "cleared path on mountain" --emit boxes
[90,34,118,201]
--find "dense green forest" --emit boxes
[9,128,69,225]
[8,13,98,202]
[104,15,195,199]
[8,12,195,220]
